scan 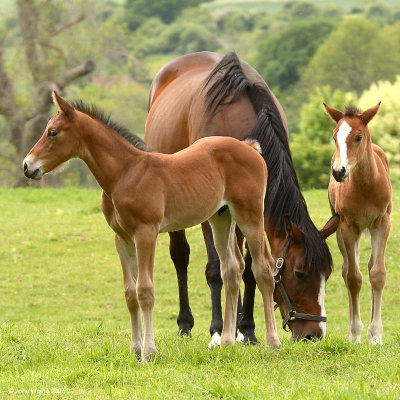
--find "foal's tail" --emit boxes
[243,139,262,154]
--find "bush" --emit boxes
[359,76,400,184]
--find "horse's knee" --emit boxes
[124,285,139,312]
[136,282,155,309]
[369,264,386,290]
[252,263,274,292]
[345,269,362,292]
[220,262,241,289]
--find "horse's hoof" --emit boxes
[177,328,192,337]
[141,347,157,363]
[242,331,260,345]
[131,345,142,360]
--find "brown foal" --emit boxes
[23,92,281,360]
[324,102,392,345]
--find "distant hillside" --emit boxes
[203,0,399,14]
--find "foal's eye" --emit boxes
[294,271,307,281]
[355,135,362,142]
[48,129,59,137]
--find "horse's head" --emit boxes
[272,214,339,341]
[323,102,380,182]
[23,91,79,180]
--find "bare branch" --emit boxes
[52,11,86,35]
[56,60,95,89]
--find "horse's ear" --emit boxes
[319,213,340,239]
[323,103,343,124]
[360,102,381,126]
[52,91,75,120]
[284,215,303,243]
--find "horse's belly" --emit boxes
[159,200,226,233]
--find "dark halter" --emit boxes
[273,238,327,332]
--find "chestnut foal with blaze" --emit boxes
[23,92,281,360]
[324,103,392,345]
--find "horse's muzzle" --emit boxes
[23,157,43,180]
[332,166,348,182]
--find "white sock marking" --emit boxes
[318,275,326,338]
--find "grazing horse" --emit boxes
[324,103,392,345]
[23,91,281,360]
[145,51,339,344]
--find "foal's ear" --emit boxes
[284,215,303,243]
[319,213,340,239]
[360,102,381,126]
[323,103,343,124]
[52,91,75,120]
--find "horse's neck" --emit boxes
[78,119,143,194]
[350,140,378,189]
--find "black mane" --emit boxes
[71,100,151,152]
[204,52,332,275]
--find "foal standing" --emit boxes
[324,103,391,345]
[23,92,280,360]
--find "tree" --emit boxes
[253,19,335,92]
[359,76,400,183]
[302,17,400,94]
[123,0,205,31]
[0,0,96,185]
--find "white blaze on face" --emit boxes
[318,275,326,338]
[335,121,352,170]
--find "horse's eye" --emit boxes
[48,129,59,137]
[355,135,362,142]
[294,271,307,281]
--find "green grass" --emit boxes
[1,187,400,399]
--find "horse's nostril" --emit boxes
[23,162,28,172]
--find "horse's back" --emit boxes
[145,52,288,154]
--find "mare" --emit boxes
[324,103,392,345]
[145,51,339,344]
[23,91,281,360]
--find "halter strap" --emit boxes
[273,238,327,331]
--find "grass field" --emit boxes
[1,187,400,399]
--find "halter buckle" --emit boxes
[276,257,284,269]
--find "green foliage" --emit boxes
[302,16,400,94]
[253,19,335,92]
[291,86,357,189]
[282,0,319,19]
[129,8,220,57]
[123,0,205,31]
[359,76,400,183]
[291,134,333,189]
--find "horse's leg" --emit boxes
[239,248,259,345]
[134,224,158,361]
[169,230,194,336]
[208,212,243,347]
[114,234,142,357]
[242,224,280,348]
[202,221,223,346]
[340,222,363,342]
[367,213,390,345]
